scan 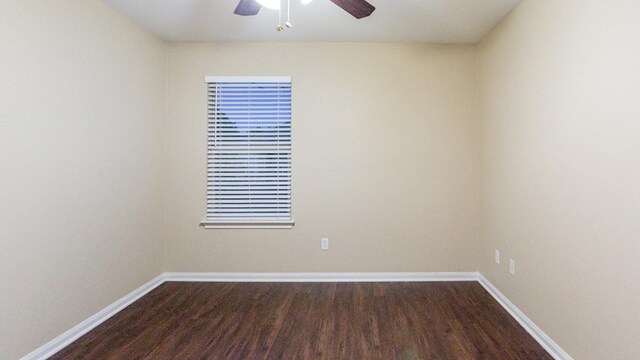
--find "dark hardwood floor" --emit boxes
[51,282,552,359]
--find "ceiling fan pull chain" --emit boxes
[276,0,284,31]
[285,0,292,28]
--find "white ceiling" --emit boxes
[102,0,522,44]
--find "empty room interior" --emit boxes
[2,0,639,359]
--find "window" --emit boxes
[201,76,293,229]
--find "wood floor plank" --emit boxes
[51,281,552,360]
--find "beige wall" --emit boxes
[478,0,640,359]
[164,43,480,273]
[0,1,166,358]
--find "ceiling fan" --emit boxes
[234,0,376,20]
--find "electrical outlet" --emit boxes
[321,238,329,250]
[509,259,516,275]
[495,250,500,264]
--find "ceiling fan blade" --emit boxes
[234,0,261,16]
[329,0,375,19]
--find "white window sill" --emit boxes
[199,220,295,229]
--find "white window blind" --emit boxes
[202,76,293,229]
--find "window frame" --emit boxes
[200,76,294,229]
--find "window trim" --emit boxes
[201,76,294,229]
[205,76,291,83]
[199,220,295,229]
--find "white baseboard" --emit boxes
[477,274,574,360]
[163,272,479,282]
[20,274,166,360]
[21,271,572,360]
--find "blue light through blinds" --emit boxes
[206,78,292,222]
